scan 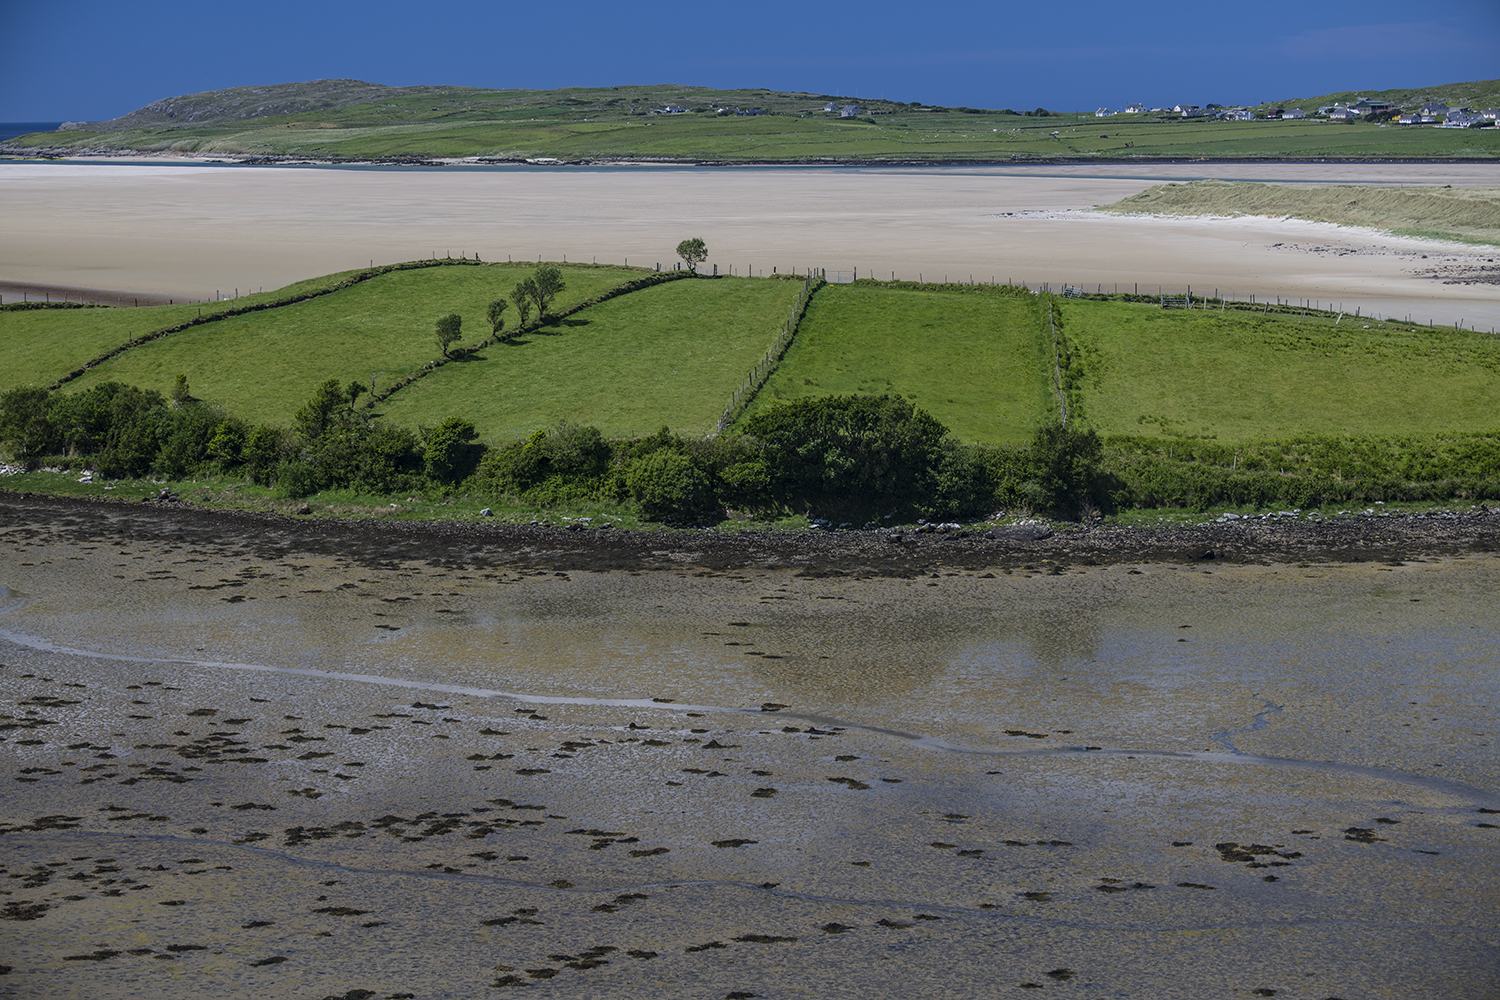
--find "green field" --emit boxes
[8,79,1499,162]
[6,265,1498,451]
[51,263,636,425]
[744,283,1053,444]
[0,268,376,389]
[377,276,807,439]
[1059,299,1500,441]
[1106,180,1500,246]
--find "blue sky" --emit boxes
[3,0,1497,121]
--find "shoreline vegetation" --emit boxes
[3,255,1498,545]
[3,79,1498,164]
[1104,180,1500,248]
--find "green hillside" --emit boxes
[35,263,639,425]
[1255,79,1500,115]
[7,79,1498,162]
[376,275,808,439]
[6,265,1498,449]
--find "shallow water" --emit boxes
[1,508,1497,998]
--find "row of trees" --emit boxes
[432,246,715,356]
[434,265,569,357]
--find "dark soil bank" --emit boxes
[5,490,1499,573]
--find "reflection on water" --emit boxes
[2,512,1498,998]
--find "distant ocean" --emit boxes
[0,122,64,142]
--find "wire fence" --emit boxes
[714,272,824,434]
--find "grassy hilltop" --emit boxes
[5,78,1498,162]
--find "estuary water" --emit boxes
[0,500,1497,998]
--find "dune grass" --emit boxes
[1105,180,1500,246]
[743,283,1054,445]
[55,264,638,425]
[1060,298,1500,442]
[376,275,807,440]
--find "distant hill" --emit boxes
[1253,79,1500,114]
[13,78,1497,164]
[59,79,909,133]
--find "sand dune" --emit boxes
[2,159,1498,327]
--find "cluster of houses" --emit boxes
[824,102,863,117]
[1092,97,1498,126]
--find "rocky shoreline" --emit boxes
[5,489,1498,574]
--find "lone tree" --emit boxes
[435,313,463,356]
[512,281,535,328]
[486,298,509,337]
[530,265,565,318]
[676,238,708,272]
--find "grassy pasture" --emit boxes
[15,108,1498,162]
[54,264,636,425]
[1061,299,1500,442]
[375,276,806,440]
[0,267,376,389]
[744,283,1054,445]
[1106,180,1500,246]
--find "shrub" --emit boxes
[1028,421,1103,517]
[276,460,320,498]
[744,395,950,521]
[626,449,719,523]
[423,417,482,484]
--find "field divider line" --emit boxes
[713,273,825,435]
[45,258,491,393]
[366,269,693,408]
[1044,292,1068,427]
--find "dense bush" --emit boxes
[626,449,719,523]
[743,394,954,522]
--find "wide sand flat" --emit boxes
[3,160,1499,327]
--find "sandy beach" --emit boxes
[3,159,1499,328]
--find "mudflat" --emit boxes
[1,495,1497,998]
[3,160,1499,327]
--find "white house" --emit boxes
[1443,109,1480,126]
[839,105,861,118]
[1328,107,1360,120]
[824,102,838,112]
[1398,113,1422,125]
[1224,109,1255,121]
[1483,109,1500,121]
[1124,103,1146,114]
[1419,101,1449,116]
[1095,108,1115,117]
[1281,108,1306,119]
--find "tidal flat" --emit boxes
[0,499,1497,998]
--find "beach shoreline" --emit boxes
[5,489,1497,574]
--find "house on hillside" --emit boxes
[839,105,861,117]
[1328,107,1360,120]
[1173,104,1202,116]
[1281,107,1306,119]
[736,107,765,116]
[1095,108,1115,117]
[1224,109,1255,120]
[1398,113,1422,125]
[1124,103,1146,114]
[824,102,838,112]
[1419,101,1449,116]
[1443,109,1480,126]
[1483,109,1500,121]
[1352,98,1394,114]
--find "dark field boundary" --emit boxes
[4,490,1498,575]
